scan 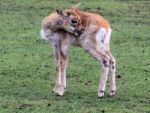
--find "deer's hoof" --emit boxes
[53,85,65,96]
[98,91,104,98]
[109,90,116,97]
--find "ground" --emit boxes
[0,0,150,113]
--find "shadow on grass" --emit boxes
[52,90,130,104]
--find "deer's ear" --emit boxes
[56,9,63,15]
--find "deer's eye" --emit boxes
[66,12,71,16]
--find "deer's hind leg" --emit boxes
[82,46,110,97]
[97,51,116,97]
[98,51,116,97]
[98,53,110,97]
[109,53,116,97]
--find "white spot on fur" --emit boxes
[96,28,112,51]
[104,28,112,45]
[96,28,106,48]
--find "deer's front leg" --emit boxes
[61,56,68,88]
[53,40,69,96]
[53,48,64,96]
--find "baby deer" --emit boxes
[40,8,116,97]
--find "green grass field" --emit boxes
[0,0,150,113]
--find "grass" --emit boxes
[0,0,150,113]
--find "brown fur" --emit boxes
[40,8,116,97]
